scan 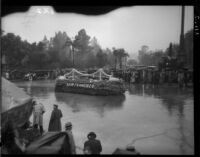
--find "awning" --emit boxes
[1,77,33,129]
[25,132,71,154]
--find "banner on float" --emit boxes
[66,82,95,89]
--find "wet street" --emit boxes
[14,80,194,155]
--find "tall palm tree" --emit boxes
[64,37,75,67]
[113,48,129,69]
[112,48,118,70]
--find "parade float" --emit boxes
[55,68,126,95]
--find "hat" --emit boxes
[65,122,72,129]
[54,104,58,107]
[87,132,96,139]
[32,99,37,104]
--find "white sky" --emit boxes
[2,6,193,58]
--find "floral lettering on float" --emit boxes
[66,82,94,88]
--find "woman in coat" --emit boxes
[48,104,63,132]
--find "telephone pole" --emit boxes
[178,6,185,68]
[72,46,74,67]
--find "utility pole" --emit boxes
[72,45,74,67]
[178,6,185,68]
[71,37,75,68]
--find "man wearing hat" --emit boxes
[65,122,76,154]
[84,132,102,154]
[48,104,63,132]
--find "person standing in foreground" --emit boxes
[48,104,63,132]
[84,132,102,154]
[65,122,76,154]
[33,101,45,135]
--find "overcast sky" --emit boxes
[2,6,193,58]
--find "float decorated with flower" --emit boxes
[55,68,126,95]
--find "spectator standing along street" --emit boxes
[65,122,76,154]
[33,101,45,135]
[84,132,102,154]
[48,104,63,132]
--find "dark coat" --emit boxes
[2,144,24,154]
[84,139,102,154]
[48,109,63,132]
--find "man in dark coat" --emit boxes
[65,122,76,154]
[84,132,102,154]
[48,104,63,132]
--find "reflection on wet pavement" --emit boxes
[14,80,194,155]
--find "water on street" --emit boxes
[14,80,194,155]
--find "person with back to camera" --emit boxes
[65,122,76,154]
[48,104,63,132]
[84,132,102,154]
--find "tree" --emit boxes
[1,33,30,69]
[49,31,72,68]
[42,35,50,50]
[85,52,97,68]
[166,42,173,57]
[127,59,138,66]
[103,48,114,68]
[90,37,101,55]
[20,41,33,68]
[113,48,129,69]
[73,29,91,54]
[28,50,49,69]
[70,29,91,68]
[138,45,165,66]
[1,29,134,70]
[138,45,150,65]
[151,50,164,66]
[1,29,4,36]
[96,49,107,68]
